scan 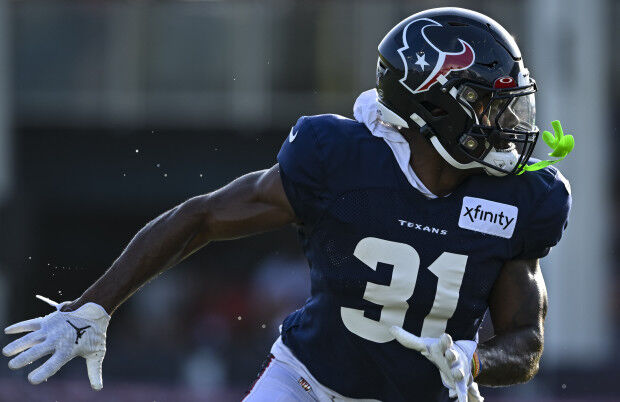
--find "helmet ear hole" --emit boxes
[420,101,448,117]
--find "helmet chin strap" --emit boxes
[429,136,517,177]
[376,99,517,176]
[429,83,517,176]
[482,147,519,176]
[429,136,481,169]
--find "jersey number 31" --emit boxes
[341,237,467,342]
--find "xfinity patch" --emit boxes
[458,197,518,239]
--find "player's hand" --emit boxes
[2,295,110,390]
[390,326,483,402]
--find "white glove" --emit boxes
[390,326,483,402]
[2,295,110,390]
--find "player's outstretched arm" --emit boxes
[67,163,296,314]
[3,164,296,388]
[475,258,547,386]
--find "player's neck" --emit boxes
[401,129,474,197]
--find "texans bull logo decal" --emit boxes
[397,18,475,94]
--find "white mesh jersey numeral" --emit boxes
[341,237,420,343]
[340,237,468,342]
[421,253,468,337]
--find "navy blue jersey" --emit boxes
[276,114,571,401]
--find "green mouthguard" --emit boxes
[517,120,574,175]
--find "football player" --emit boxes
[3,7,571,402]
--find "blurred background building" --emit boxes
[0,0,617,401]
